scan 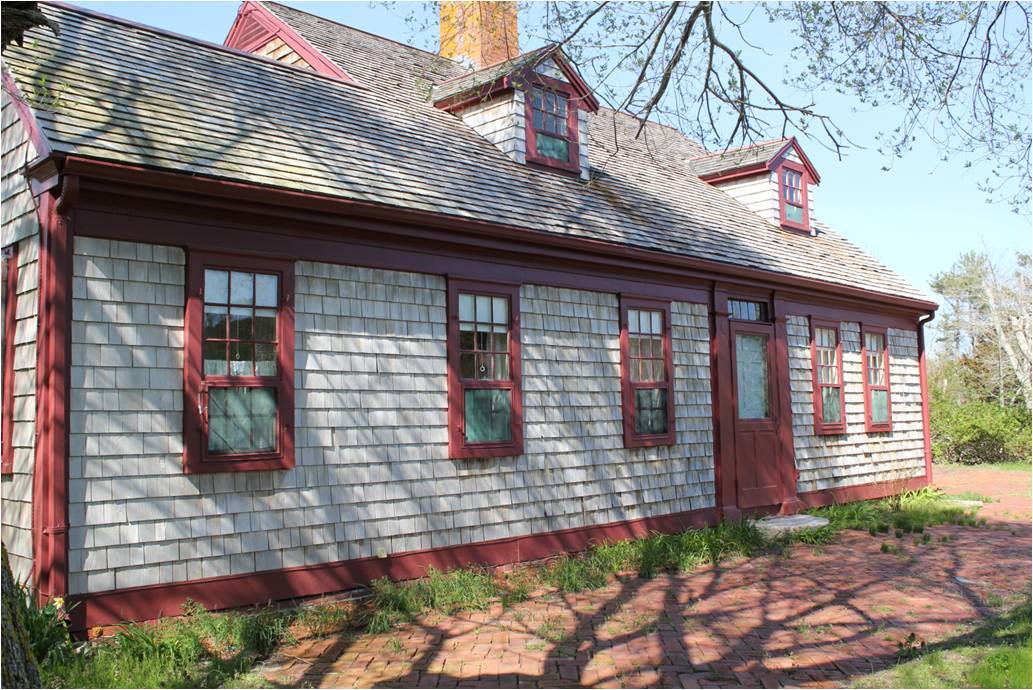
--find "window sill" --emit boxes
[624,432,676,449]
[865,424,893,434]
[526,151,580,174]
[184,452,294,474]
[450,442,523,460]
[814,425,846,436]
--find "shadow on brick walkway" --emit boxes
[262,494,1031,688]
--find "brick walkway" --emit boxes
[262,470,1031,688]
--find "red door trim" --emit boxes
[772,294,800,513]
[67,505,717,631]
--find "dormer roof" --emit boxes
[432,45,599,113]
[691,137,821,183]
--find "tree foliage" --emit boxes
[414,2,1031,211]
[928,251,1031,465]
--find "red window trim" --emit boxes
[184,251,295,473]
[861,325,893,433]
[447,278,523,459]
[810,318,846,435]
[777,160,810,233]
[524,74,581,173]
[1,244,19,475]
[619,295,676,448]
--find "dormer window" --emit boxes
[526,81,579,172]
[778,161,809,231]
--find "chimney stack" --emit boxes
[439,1,519,69]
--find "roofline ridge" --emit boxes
[434,45,553,85]
[689,136,791,160]
[259,0,465,66]
[40,1,364,90]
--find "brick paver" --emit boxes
[262,469,1031,688]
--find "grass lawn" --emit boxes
[855,598,1032,689]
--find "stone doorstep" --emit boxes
[755,514,830,537]
[942,498,984,509]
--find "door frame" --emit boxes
[712,287,799,520]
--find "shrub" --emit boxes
[931,396,1031,465]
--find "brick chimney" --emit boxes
[440,1,519,69]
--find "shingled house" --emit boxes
[1,1,936,628]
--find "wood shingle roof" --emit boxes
[1,2,930,304]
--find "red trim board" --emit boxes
[798,475,928,509]
[68,506,717,630]
[1,243,19,474]
[59,156,937,317]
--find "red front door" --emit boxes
[730,321,784,509]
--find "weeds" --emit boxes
[809,486,977,535]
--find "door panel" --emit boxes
[730,322,783,509]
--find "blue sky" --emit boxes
[71,1,1032,299]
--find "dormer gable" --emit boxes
[432,47,598,180]
[691,138,821,234]
[224,1,359,84]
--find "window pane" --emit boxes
[230,342,253,376]
[459,326,475,351]
[536,133,569,161]
[651,359,664,381]
[634,388,668,435]
[230,271,254,305]
[650,311,662,335]
[255,343,277,376]
[475,352,491,379]
[821,386,842,424]
[459,294,475,321]
[459,353,475,379]
[204,341,227,376]
[491,328,508,353]
[871,389,890,424]
[205,269,228,304]
[204,306,228,340]
[649,336,663,357]
[476,295,491,322]
[464,389,512,443]
[255,274,278,307]
[229,307,253,340]
[207,386,277,454]
[494,354,510,380]
[254,308,277,341]
[785,203,804,223]
[628,310,641,334]
[492,297,508,325]
[735,333,770,419]
[815,327,835,349]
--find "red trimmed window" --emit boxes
[525,77,580,172]
[811,320,845,434]
[447,279,523,458]
[184,252,295,473]
[620,297,675,447]
[862,328,893,433]
[778,161,809,231]
[1,245,18,475]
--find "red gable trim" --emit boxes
[435,48,599,113]
[223,1,359,85]
[2,68,53,160]
[698,137,821,185]
[770,137,821,184]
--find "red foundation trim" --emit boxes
[1,243,19,474]
[68,506,717,630]
[798,475,928,509]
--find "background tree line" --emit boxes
[929,251,1031,465]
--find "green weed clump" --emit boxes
[809,486,974,535]
[366,566,501,633]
